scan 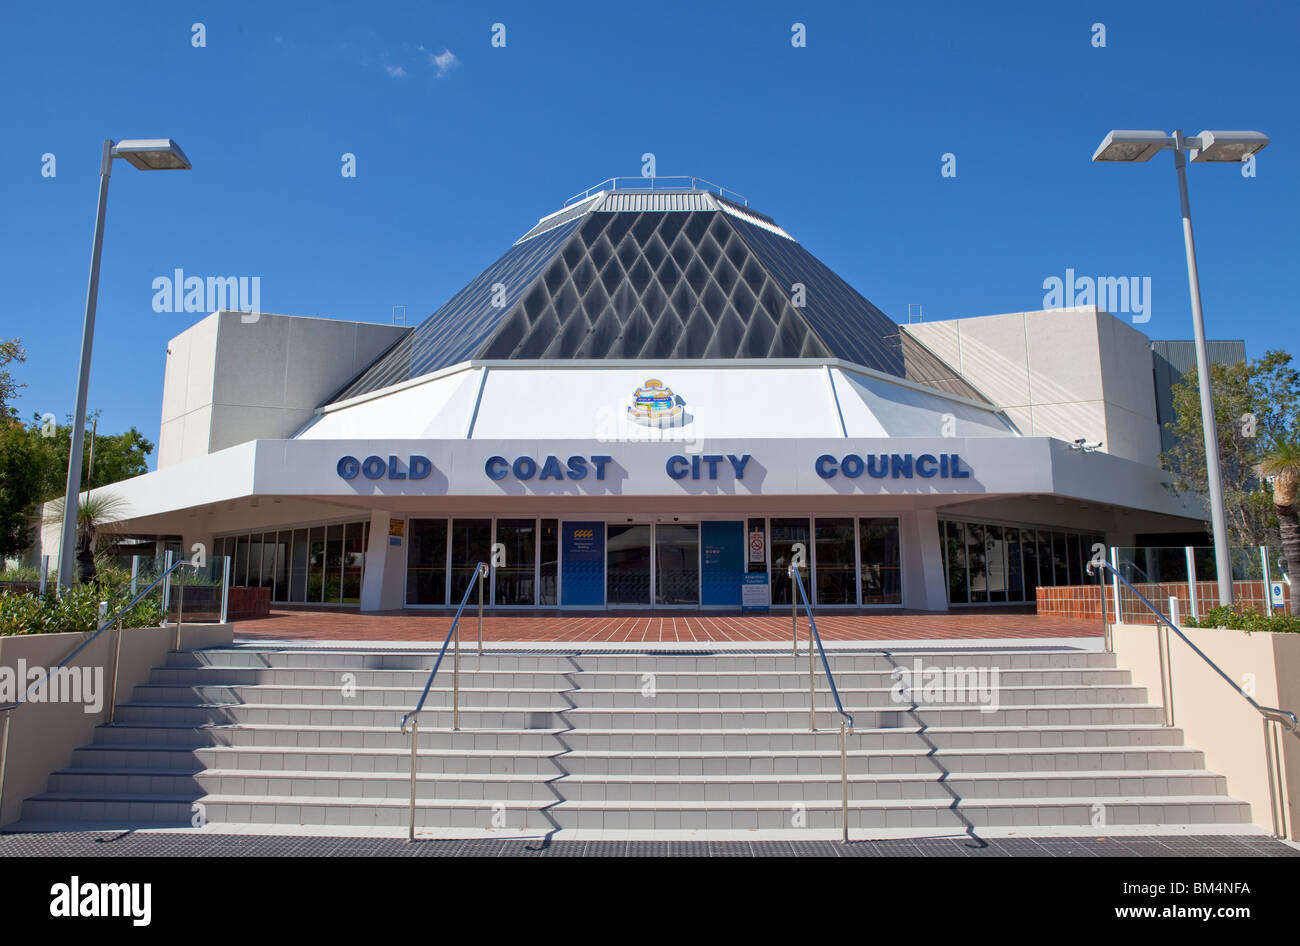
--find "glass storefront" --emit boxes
[215,519,370,605]
[941,518,1104,606]
[220,514,910,610]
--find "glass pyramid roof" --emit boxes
[331,187,913,403]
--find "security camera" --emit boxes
[1071,438,1103,453]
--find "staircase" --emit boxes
[14,645,1254,837]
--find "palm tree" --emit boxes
[1257,439,1300,615]
[43,490,130,583]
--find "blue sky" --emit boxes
[1,0,1295,467]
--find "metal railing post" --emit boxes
[1261,546,1273,617]
[161,550,174,617]
[1186,546,1199,620]
[840,720,849,843]
[175,563,185,650]
[407,715,419,841]
[791,566,798,658]
[1156,618,1174,727]
[0,709,11,826]
[1108,547,1122,624]
[477,564,485,657]
[108,617,123,724]
[220,555,231,625]
[1265,717,1290,839]
[453,601,461,732]
[1098,562,1111,654]
[808,597,816,732]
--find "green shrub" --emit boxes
[1,564,45,582]
[0,583,165,636]
[1184,605,1300,633]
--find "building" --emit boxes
[38,179,1213,613]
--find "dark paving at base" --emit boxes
[0,832,1294,857]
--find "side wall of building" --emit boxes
[903,307,1161,466]
[157,312,409,468]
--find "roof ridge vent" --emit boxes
[564,176,749,208]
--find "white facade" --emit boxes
[41,303,1210,615]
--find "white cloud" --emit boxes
[384,64,407,78]
[426,48,459,77]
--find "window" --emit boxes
[407,519,448,605]
[341,523,364,604]
[450,519,492,603]
[539,519,558,606]
[967,523,988,604]
[655,523,699,605]
[495,519,537,606]
[1021,529,1040,601]
[814,518,856,605]
[860,518,902,605]
[944,521,968,604]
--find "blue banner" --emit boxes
[701,521,744,606]
[561,521,605,606]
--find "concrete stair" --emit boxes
[13,646,1255,837]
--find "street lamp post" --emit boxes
[1093,128,1269,609]
[57,139,191,590]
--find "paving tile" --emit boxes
[231,610,1099,644]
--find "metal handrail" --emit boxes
[788,564,854,844]
[788,566,854,729]
[0,558,200,714]
[1088,559,1299,735]
[399,562,488,840]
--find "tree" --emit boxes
[1161,350,1300,550]
[0,414,154,559]
[0,417,47,556]
[0,339,25,418]
[31,410,154,500]
[1257,439,1300,614]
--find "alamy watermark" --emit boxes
[152,269,261,322]
[0,660,103,713]
[889,659,1000,712]
[1042,267,1150,323]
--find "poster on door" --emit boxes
[748,530,765,564]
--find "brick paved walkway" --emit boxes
[232,609,1100,642]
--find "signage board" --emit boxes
[742,573,770,612]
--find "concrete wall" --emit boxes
[904,307,1161,466]
[0,622,233,827]
[158,312,409,468]
[1113,623,1300,839]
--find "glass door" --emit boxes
[770,518,810,606]
[607,523,652,605]
[655,523,699,605]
